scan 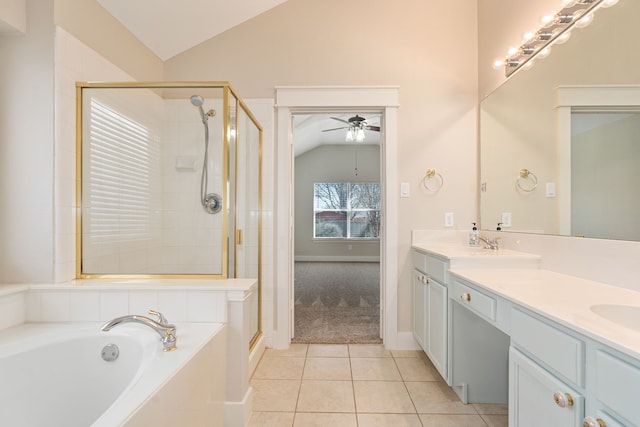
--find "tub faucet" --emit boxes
[101,310,177,351]
[478,235,500,250]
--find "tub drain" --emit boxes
[101,344,119,362]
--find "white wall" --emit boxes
[0,0,55,283]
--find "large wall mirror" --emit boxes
[480,0,640,241]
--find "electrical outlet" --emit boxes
[444,212,454,228]
[501,212,512,228]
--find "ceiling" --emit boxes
[96,0,290,60]
[294,114,381,157]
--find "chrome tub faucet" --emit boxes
[101,310,177,351]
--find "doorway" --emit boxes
[292,112,382,343]
[273,86,400,350]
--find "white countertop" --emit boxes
[412,244,541,269]
[412,244,640,361]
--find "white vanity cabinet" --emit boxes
[411,249,448,382]
[509,308,586,426]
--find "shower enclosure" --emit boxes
[76,82,262,341]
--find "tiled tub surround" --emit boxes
[0,321,227,427]
[0,278,261,427]
[412,230,640,426]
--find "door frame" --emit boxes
[273,86,400,348]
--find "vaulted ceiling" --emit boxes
[96,0,290,60]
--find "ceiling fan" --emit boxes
[322,115,381,142]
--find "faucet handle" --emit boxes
[148,309,168,324]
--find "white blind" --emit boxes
[86,99,156,243]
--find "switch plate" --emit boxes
[546,182,556,198]
[501,212,512,228]
[400,182,410,198]
[444,212,454,228]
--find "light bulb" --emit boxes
[574,12,594,28]
[493,58,505,69]
[522,31,535,42]
[508,47,518,56]
[346,129,354,142]
[555,31,571,44]
[540,14,555,26]
[537,47,552,59]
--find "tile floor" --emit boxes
[249,343,508,427]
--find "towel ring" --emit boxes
[422,168,444,192]
[516,168,538,192]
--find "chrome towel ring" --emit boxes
[516,168,538,192]
[422,168,444,192]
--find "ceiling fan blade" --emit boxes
[322,126,348,132]
[364,125,381,132]
[330,117,351,125]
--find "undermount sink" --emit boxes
[590,304,640,333]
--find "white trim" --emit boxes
[274,86,400,349]
[556,85,640,235]
[294,256,380,262]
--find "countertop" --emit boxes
[412,244,640,361]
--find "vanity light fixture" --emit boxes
[495,0,619,77]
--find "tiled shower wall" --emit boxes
[55,28,227,277]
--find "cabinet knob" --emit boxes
[460,293,471,302]
[583,417,606,427]
[553,391,574,408]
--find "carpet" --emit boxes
[292,261,382,344]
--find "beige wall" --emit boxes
[478,0,560,99]
[166,0,479,332]
[0,0,26,33]
[53,0,163,81]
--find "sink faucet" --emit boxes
[478,235,500,250]
[101,310,177,351]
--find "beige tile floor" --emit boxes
[249,344,508,427]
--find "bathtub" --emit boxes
[0,321,227,427]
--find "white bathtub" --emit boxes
[0,321,227,427]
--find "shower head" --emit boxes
[190,95,204,107]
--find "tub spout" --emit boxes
[101,310,177,351]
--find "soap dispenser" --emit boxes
[469,223,480,247]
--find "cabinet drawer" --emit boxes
[411,250,428,274]
[451,279,496,322]
[426,256,447,283]
[411,250,447,283]
[595,350,640,424]
[511,308,584,386]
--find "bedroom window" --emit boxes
[313,182,380,239]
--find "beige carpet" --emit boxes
[292,261,381,344]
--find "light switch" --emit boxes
[444,212,454,228]
[501,212,512,227]
[546,182,556,198]
[400,182,410,198]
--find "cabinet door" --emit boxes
[427,278,447,381]
[412,270,427,350]
[510,347,584,427]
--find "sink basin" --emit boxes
[590,304,640,333]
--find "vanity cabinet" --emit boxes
[509,347,585,427]
[411,249,448,382]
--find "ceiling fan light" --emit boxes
[356,128,365,142]
[346,129,354,142]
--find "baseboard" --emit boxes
[392,331,421,350]
[294,256,380,262]
[224,387,253,427]
[249,335,266,378]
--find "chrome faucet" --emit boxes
[478,235,500,250]
[101,310,177,351]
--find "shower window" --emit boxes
[313,182,380,239]
[86,98,158,244]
